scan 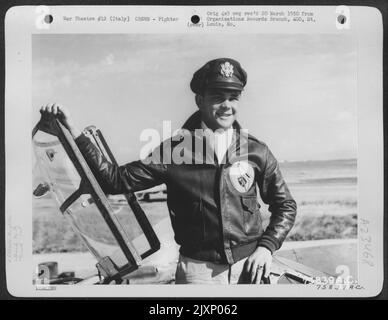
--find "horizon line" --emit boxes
[278,157,357,163]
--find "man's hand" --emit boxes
[39,103,81,139]
[243,246,272,284]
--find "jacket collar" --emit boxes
[182,110,242,132]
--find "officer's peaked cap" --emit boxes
[190,58,247,94]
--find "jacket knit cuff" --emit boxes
[258,235,279,255]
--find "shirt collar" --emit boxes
[200,120,234,135]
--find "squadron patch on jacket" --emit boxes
[229,161,254,193]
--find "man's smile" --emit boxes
[216,112,233,119]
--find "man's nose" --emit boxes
[220,99,232,109]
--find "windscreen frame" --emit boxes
[32,113,160,280]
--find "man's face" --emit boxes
[196,88,241,131]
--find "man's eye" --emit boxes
[210,94,239,103]
[212,96,224,103]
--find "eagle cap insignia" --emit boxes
[220,61,234,78]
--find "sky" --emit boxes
[32,34,357,162]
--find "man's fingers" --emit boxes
[56,104,70,118]
[241,259,252,283]
[250,262,260,283]
[245,259,257,283]
[40,105,49,113]
[264,260,272,278]
[254,265,264,284]
[39,103,67,117]
[51,103,57,114]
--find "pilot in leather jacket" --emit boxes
[74,58,297,273]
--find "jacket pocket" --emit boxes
[240,196,261,235]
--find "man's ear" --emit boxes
[195,94,203,109]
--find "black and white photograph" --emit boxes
[31,32,359,285]
[4,5,384,297]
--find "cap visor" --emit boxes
[206,82,244,91]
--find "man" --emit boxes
[40,58,297,284]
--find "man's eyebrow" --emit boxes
[206,90,241,99]
[208,91,224,96]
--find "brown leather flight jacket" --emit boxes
[75,111,297,265]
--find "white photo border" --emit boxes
[4,5,384,297]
